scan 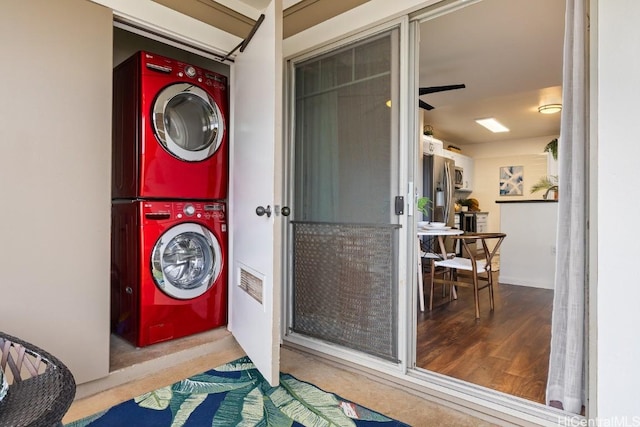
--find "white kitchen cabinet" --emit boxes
[441,148,455,160]
[445,150,474,192]
[476,212,488,232]
[422,135,444,156]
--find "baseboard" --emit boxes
[499,276,554,289]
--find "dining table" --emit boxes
[416,226,464,312]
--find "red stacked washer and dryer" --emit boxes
[111,51,228,347]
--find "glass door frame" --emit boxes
[281,15,415,376]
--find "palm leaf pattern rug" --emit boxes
[66,356,409,426]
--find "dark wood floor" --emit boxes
[416,274,554,404]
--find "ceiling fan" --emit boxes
[419,84,466,110]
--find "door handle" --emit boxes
[394,196,404,215]
[281,206,291,217]
[256,205,272,218]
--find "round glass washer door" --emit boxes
[151,223,222,300]
[152,83,225,162]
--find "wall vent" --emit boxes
[239,267,263,304]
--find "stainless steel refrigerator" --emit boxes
[422,154,456,254]
[422,154,456,226]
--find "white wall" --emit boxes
[0,0,112,383]
[459,135,556,234]
[595,0,640,419]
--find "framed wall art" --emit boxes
[499,165,524,196]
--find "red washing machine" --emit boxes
[112,51,228,201]
[111,200,227,347]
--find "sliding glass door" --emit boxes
[288,28,404,362]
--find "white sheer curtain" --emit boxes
[546,0,587,414]
[296,91,340,221]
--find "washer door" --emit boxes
[152,83,225,162]
[151,223,222,300]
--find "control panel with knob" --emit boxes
[142,201,226,222]
[183,204,196,216]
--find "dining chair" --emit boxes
[429,232,506,318]
[418,238,455,312]
[0,331,76,427]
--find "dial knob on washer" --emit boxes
[185,65,196,78]
[184,204,196,216]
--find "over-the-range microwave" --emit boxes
[454,166,464,189]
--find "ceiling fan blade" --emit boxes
[418,84,466,96]
[419,100,434,111]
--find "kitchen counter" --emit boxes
[498,202,557,289]
[495,199,558,203]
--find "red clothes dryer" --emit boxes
[111,200,227,347]
[112,51,228,201]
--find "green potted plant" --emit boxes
[531,175,558,199]
[417,196,432,226]
[544,138,558,160]
[417,196,432,217]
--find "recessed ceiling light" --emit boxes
[538,104,562,114]
[475,118,510,133]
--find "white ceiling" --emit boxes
[419,0,565,145]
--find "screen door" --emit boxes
[290,28,402,362]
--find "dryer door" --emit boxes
[152,83,225,162]
[151,223,222,299]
